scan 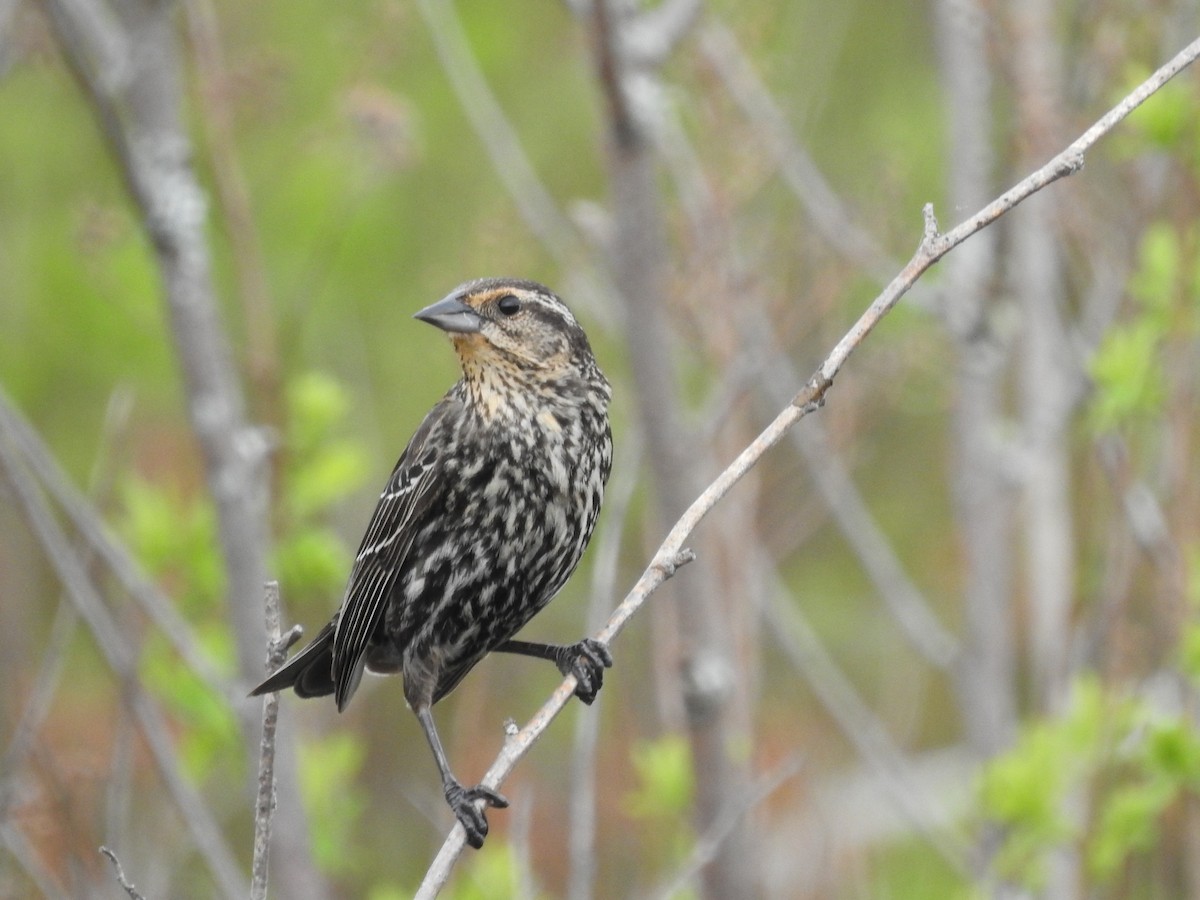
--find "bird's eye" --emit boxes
[496,295,521,316]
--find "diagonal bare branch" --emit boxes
[413,34,1200,896]
[0,428,248,900]
[648,756,804,900]
[0,389,238,702]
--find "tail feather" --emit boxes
[249,620,336,699]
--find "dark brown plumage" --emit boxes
[251,277,613,848]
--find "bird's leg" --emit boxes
[494,638,613,705]
[415,705,507,849]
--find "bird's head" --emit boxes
[415,278,597,380]
[415,278,608,422]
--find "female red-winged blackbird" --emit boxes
[252,278,613,849]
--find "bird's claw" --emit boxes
[445,780,508,849]
[555,638,613,705]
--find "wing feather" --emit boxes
[330,394,457,710]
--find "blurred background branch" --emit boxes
[2,0,1199,897]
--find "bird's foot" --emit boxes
[554,638,613,705]
[444,779,508,849]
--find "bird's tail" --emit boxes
[249,620,336,699]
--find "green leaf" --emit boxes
[299,733,368,875]
[1142,719,1200,787]
[1177,621,1200,683]
[287,439,370,519]
[435,846,529,900]
[288,371,353,455]
[1088,781,1175,882]
[623,735,694,819]
[978,679,1114,887]
[1128,222,1181,321]
[273,527,351,602]
[1126,77,1194,150]
[1088,321,1166,432]
[139,630,238,783]
[118,477,224,615]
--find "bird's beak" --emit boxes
[414,294,484,334]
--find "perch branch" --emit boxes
[413,35,1200,896]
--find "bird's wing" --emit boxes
[331,394,458,710]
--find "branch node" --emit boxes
[1059,151,1084,176]
[656,547,697,579]
[792,373,832,412]
[277,623,304,655]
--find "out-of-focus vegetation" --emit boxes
[1,0,1199,897]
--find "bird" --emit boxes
[251,277,613,849]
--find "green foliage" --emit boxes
[427,844,541,900]
[286,371,355,458]
[870,838,980,900]
[979,678,1118,887]
[140,629,240,782]
[1090,67,1200,440]
[623,734,695,820]
[119,477,224,615]
[298,732,368,875]
[1085,712,1200,883]
[1088,781,1174,881]
[617,735,697,886]
[1088,318,1167,431]
[1128,223,1185,319]
[273,371,367,607]
[120,477,240,783]
[273,528,349,605]
[1125,71,1194,151]
[1088,220,1198,433]
[979,662,1200,890]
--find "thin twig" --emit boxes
[2,391,125,830]
[741,312,959,670]
[0,389,239,703]
[251,582,303,900]
[182,0,280,410]
[99,846,146,900]
[0,430,248,900]
[413,36,1200,896]
[415,0,580,272]
[762,582,970,870]
[698,19,917,296]
[805,36,1200,409]
[0,599,77,823]
[104,708,135,869]
[624,0,702,66]
[648,756,804,900]
[1,822,67,900]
